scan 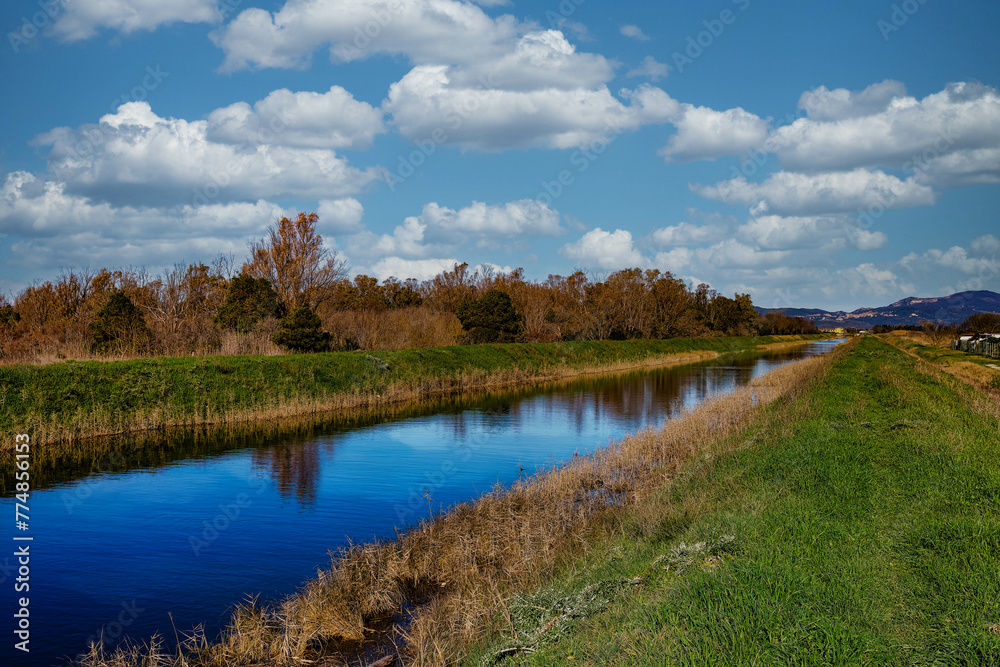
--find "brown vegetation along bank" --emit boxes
[2,335,827,447]
[80,338,848,667]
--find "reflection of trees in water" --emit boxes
[429,357,784,446]
[496,353,787,436]
[442,401,515,444]
[466,368,700,437]
[252,439,329,505]
[11,346,826,497]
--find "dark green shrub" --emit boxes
[0,305,19,328]
[271,306,331,353]
[215,274,280,333]
[456,289,523,344]
[90,291,152,355]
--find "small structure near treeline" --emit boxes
[952,333,1000,359]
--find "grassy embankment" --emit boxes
[0,334,825,446]
[460,335,1000,666]
[81,337,839,667]
[881,330,1000,395]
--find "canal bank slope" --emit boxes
[1,334,826,446]
[463,336,1000,666]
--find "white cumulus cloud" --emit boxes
[627,56,669,82]
[970,234,1000,258]
[659,105,770,162]
[210,0,521,72]
[348,199,560,261]
[736,214,887,252]
[797,80,907,122]
[385,64,677,151]
[620,25,650,41]
[49,0,219,42]
[0,170,292,275]
[317,198,365,234]
[207,86,386,150]
[651,221,726,246]
[768,82,1000,175]
[693,169,936,216]
[900,244,1000,277]
[560,228,646,270]
[365,257,461,282]
[449,30,615,92]
[35,102,382,207]
[419,199,563,237]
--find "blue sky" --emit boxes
[1,0,998,311]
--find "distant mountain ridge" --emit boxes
[757,290,1000,329]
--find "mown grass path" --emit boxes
[478,337,1000,666]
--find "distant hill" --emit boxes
[757,290,1000,329]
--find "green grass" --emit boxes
[0,335,824,444]
[468,337,1000,666]
[885,334,1000,393]
[889,335,998,369]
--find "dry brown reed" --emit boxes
[80,345,843,667]
[0,323,285,367]
[321,307,463,350]
[18,350,722,448]
[217,326,285,357]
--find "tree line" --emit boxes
[0,212,819,362]
[870,313,1000,347]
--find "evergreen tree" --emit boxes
[271,306,331,353]
[456,289,523,343]
[215,274,280,333]
[0,305,19,328]
[90,291,152,355]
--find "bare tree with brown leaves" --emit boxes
[244,212,347,311]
